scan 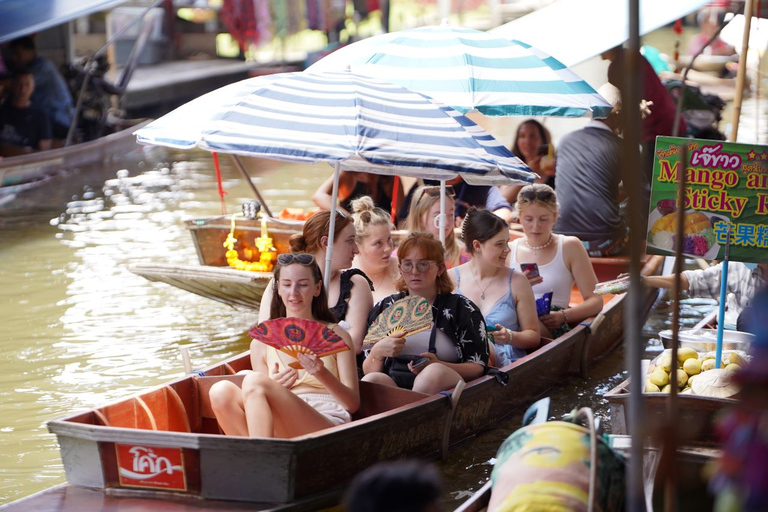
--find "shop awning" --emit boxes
[0,0,128,44]
[490,0,712,66]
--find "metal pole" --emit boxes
[324,162,342,291]
[730,0,756,142]
[230,155,274,218]
[440,180,447,246]
[715,226,732,368]
[623,0,645,510]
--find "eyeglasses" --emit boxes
[416,185,455,204]
[277,252,315,266]
[518,188,555,203]
[399,260,437,273]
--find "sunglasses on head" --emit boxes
[417,185,455,204]
[277,252,315,266]
[519,188,555,203]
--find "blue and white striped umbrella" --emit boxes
[306,24,613,118]
[135,71,535,185]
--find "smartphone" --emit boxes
[520,262,540,278]
[537,144,550,157]
[410,357,430,370]
[486,324,500,332]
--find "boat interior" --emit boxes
[59,354,436,437]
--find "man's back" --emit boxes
[554,124,622,239]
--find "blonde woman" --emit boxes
[404,185,467,268]
[509,184,603,339]
[350,196,399,303]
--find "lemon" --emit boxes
[660,354,675,372]
[676,369,689,388]
[661,384,672,393]
[683,358,701,376]
[678,347,699,363]
[645,380,661,393]
[687,375,697,389]
[725,363,742,372]
[649,368,670,387]
[701,359,716,372]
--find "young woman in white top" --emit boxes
[509,184,603,338]
[350,196,399,303]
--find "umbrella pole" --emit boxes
[324,162,342,292]
[715,226,732,368]
[230,155,274,218]
[729,0,756,142]
[440,181,447,246]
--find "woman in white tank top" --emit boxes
[509,184,603,338]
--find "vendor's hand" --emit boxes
[522,269,544,286]
[270,362,298,389]
[371,333,406,360]
[296,353,325,376]
[491,324,515,345]
[409,352,439,374]
[540,310,567,331]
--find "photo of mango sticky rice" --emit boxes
[647,201,728,259]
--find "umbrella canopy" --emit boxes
[135,71,536,186]
[306,24,612,118]
[490,0,712,67]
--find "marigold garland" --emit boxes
[223,213,276,272]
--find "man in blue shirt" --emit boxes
[9,37,74,140]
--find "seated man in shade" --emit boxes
[0,72,52,155]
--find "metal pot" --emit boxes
[659,328,754,352]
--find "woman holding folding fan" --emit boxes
[259,209,374,353]
[362,232,489,394]
[210,253,359,438]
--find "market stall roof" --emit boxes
[0,0,128,44]
[490,0,712,66]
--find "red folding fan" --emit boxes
[248,318,349,369]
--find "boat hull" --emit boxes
[47,357,453,505]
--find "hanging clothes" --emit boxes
[219,0,258,50]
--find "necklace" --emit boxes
[368,267,390,291]
[469,263,495,300]
[524,234,554,252]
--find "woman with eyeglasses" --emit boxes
[500,119,556,207]
[404,185,468,268]
[210,253,359,437]
[509,184,603,339]
[259,210,374,353]
[350,196,399,303]
[362,232,489,394]
[453,208,540,367]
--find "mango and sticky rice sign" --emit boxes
[647,137,768,263]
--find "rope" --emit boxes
[212,152,227,215]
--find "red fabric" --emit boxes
[219,0,258,51]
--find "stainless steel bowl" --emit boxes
[659,328,754,352]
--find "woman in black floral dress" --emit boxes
[362,232,489,394]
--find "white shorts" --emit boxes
[298,393,352,426]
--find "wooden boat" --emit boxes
[132,215,641,309]
[0,120,151,201]
[41,255,662,509]
[46,352,461,507]
[605,377,736,445]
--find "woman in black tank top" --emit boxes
[258,210,373,353]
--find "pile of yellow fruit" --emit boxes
[645,347,746,396]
